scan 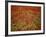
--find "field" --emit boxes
[11,6,41,31]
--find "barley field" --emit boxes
[11,6,41,31]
